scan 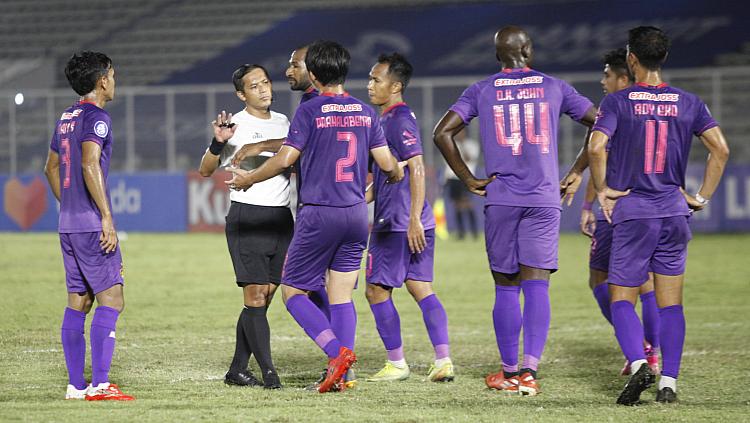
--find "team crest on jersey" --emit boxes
[94,121,109,137]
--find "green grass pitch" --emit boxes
[0,232,748,422]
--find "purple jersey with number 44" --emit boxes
[449,68,593,209]
[592,83,717,224]
[284,92,387,207]
[49,101,114,233]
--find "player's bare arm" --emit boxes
[560,116,596,205]
[44,150,61,202]
[406,154,427,254]
[81,141,117,253]
[588,130,629,223]
[365,181,375,204]
[198,111,237,177]
[226,144,300,191]
[580,176,597,237]
[371,145,404,184]
[231,138,285,166]
[433,111,494,196]
[682,126,730,211]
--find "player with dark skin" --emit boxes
[434,26,597,289]
[45,65,124,316]
[231,46,311,165]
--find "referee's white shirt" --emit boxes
[218,109,291,207]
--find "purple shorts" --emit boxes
[281,203,368,291]
[59,232,124,295]
[366,229,435,288]
[609,216,691,287]
[484,205,560,274]
[589,219,612,272]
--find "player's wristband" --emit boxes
[582,200,593,211]
[209,137,225,155]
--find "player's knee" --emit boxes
[365,283,390,304]
[406,281,433,301]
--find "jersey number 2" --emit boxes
[644,120,668,174]
[336,131,357,182]
[493,102,550,155]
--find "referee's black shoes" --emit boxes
[224,370,262,387]
[263,370,282,390]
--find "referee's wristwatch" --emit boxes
[695,193,709,205]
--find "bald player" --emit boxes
[434,26,596,395]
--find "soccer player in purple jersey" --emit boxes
[43,51,133,401]
[434,26,597,395]
[225,40,404,393]
[364,53,453,383]
[589,26,729,405]
[581,49,661,376]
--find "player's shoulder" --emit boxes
[391,104,418,123]
[269,110,290,124]
[80,102,111,122]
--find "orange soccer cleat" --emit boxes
[518,371,541,396]
[318,347,357,394]
[485,371,519,393]
[85,383,135,401]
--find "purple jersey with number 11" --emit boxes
[49,101,114,233]
[449,67,593,209]
[592,83,717,225]
[284,92,387,207]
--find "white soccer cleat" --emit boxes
[65,384,90,400]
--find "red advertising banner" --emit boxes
[187,170,231,233]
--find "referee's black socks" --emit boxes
[229,310,252,374]
[241,306,277,383]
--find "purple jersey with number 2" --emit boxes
[49,101,114,233]
[592,83,717,224]
[449,68,593,209]
[284,92,387,207]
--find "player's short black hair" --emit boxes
[377,52,413,92]
[602,48,634,82]
[305,40,350,86]
[232,64,271,91]
[64,51,112,96]
[628,26,670,71]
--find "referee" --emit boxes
[199,64,292,389]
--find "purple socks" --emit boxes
[370,298,404,361]
[493,285,522,373]
[330,301,357,351]
[592,283,612,325]
[309,286,331,322]
[640,291,661,350]
[61,308,87,390]
[286,294,341,358]
[418,294,450,360]
[611,300,647,363]
[521,280,550,371]
[659,305,685,379]
[90,306,119,386]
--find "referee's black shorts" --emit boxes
[225,201,293,286]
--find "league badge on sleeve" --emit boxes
[94,121,109,138]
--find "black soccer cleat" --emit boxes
[263,370,282,390]
[225,370,262,387]
[304,368,328,391]
[656,387,678,403]
[616,363,655,405]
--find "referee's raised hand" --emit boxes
[212,110,238,143]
